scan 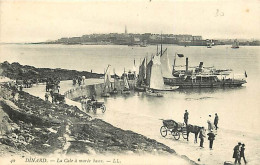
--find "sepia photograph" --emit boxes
[0,0,259,165]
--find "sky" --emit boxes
[0,0,259,43]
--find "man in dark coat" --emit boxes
[199,127,206,147]
[233,142,241,164]
[184,110,189,126]
[240,144,247,164]
[214,113,219,130]
[207,130,215,149]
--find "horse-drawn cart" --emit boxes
[51,93,65,104]
[160,120,188,140]
[86,100,106,114]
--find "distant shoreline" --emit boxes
[1,42,260,46]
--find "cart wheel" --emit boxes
[101,105,106,113]
[171,131,180,140]
[160,126,167,137]
[182,132,188,140]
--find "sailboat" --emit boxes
[101,65,111,97]
[145,55,163,97]
[159,49,179,91]
[231,39,239,49]
[121,75,131,94]
[135,58,147,91]
[110,69,118,94]
[207,40,213,48]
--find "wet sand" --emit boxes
[0,80,199,165]
[23,80,260,165]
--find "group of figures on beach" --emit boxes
[44,78,65,104]
[184,110,247,164]
[233,142,247,164]
[183,110,218,150]
[79,95,106,114]
[72,76,85,86]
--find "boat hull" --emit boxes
[151,86,179,91]
[146,91,163,97]
[109,90,118,94]
[121,90,131,94]
[134,86,146,92]
[101,92,110,97]
[164,78,246,88]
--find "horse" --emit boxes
[186,124,202,143]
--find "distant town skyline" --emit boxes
[0,0,259,43]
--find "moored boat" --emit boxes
[162,54,247,88]
[231,39,239,49]
[109,69,118,95]
[121,75,131,94]
[101,65,111,97]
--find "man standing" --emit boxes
[214,113,219,130]
[199,127,206,148]
[207,130,215,150]
[45,92,49,101]
[240,144,247,164]
[233,142,241,164]
[184,110,189,126]
[207,115,213,131]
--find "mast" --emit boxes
[113,68,116,89]
[172,53,177,75]
[160,32,163,56]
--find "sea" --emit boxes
[0,44,260,164]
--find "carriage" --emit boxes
[86,100,106,114]
[51,93,65,104]
[160,120,188,140]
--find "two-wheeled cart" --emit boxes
[160,120,188,140]
[86,100,106,114]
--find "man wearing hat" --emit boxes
[214,113,219,130]
[207,129,215,149]
[233,142,241,164]
[184,110,189,126]
[240,144,247,164]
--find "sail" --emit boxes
[146,59,153,86]
[104,65,111,92]
[123,76,130,89]
[232,39,239,48]
[137,58,146,85]
[160,49,174,78]
[149,55,165,90]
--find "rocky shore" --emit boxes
[0,61,103,82]
[0,85,177,156]
[0,62,201,165]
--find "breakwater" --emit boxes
[65,80,136,100]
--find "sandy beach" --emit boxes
[22,80,260,165]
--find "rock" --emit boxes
[224,161,234,165]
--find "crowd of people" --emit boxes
[183,110,247,164]
[73,76,85,86]
[183,110,218,149]
[45,77,64,104]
